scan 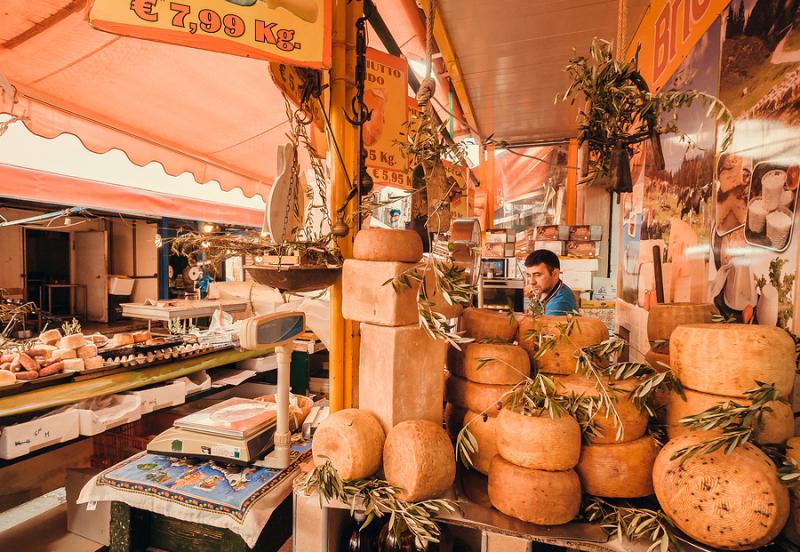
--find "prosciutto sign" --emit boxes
[89,0,332,68]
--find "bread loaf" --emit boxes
[496,407,581,470]
[461,308,517,342]
[449,343,530,385]
[59,333,86,350]
[670,324,795,398]
[488,456,581,525]
[0,369,15,387]
[112,333,135,347]
[576,436,659,498]
[84,356,104,370]
[353,228,423,263]
[132,330,151,343]
[312,409,385,480]
[445,373,512,417]
[383,420,455,501]
[39,329,61,345]
[653,432,789,549]
[517,315,608,374]
[62,358,85,372]
[52,348,77,361]
[77,344,98,359]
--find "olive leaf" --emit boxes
[584,497,680,552]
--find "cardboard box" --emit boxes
[74,394,142,437]
[0,410,80,460]
[484,242,515,257]
[568,224,602,241]
[561,270,593,291]
[66,468,110,546]
[565,240,599,258]
[532,240,565,256]
[560,257,600,272]
[127,380,186,414]
[486,228,516,243]
[535,225,569,241]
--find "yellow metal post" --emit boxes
[329,0,359,412]
[566,139,579,225]
[486,143,496,229]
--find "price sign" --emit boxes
[364,48,408,189]
[269,63,324,129]
[90,0,332,68]
[443,160,469,218]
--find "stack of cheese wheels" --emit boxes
[554,374,659,498]
[444,318,528,475]
[516,315,608,374]
[57,332,105,372]
[645,303,716,370]
[654,432,790,550]
[488,405,582,525]
[666,324,795,445]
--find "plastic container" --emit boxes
[126,380,186,414]
[0,410,80,459]
[174,371,212,395]
[108,276,135,296]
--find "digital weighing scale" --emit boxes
[147,312,306,468]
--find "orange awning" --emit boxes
[0,163,264,227]
[0,1,301,201]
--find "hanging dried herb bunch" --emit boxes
[560,38,734,192]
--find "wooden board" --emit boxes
[120,299,248,322]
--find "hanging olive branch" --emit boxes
[295,458,457,548]
[670,382,788,463]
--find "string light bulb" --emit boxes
[201,241,210,248]
[64,217,73,225]
[202,223,215,233]
[255,255,263,263]
[154,234,163,248]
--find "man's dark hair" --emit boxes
[524,249,560,272]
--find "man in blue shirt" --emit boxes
[524,249,578,316]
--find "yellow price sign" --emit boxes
[90,0,332,68]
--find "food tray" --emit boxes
[0,370,76,398]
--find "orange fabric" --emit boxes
[0,163,263,227]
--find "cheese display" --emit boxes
[576,436,659,498]
[496,408,581,470]
[461,308,518,342]
[312,409,385,480]
[383,420,455,501]
[449,343,530,385]
[352,228,424,263]
[517,315,608,374]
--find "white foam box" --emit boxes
[237,354,278,373]
[0,409,80,460]
[534,240,565,256]
[560,257,600,272]
[66,468,110,546]
[561,270,593,291]
[127,380,187,414]
[175,370,212,395]
[75,394,142,437]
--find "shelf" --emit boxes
[0,348,270,419]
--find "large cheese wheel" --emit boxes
[312,409,385,480]
[449,343,530,385]
[554,374,648,444]
[445,405,498,475]
[785,438,800,545]
[461,308,518,342]
[496,407,581,470]
[352,228,423,263]
[460,469,492,508]
[488,456,581,525]
[576,436,659,498]
[647,303,717,342]
[644,349,670,371]
[383,420,456,501]
[670,324,795,398]
[517,315,608,374]
[665,388,794,445]
[653,432,790,550]
[59,333,86,350]
[445,374,512,417]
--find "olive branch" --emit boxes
[295,458,457,548]
[670,382,787,463]
[584,497,681,552]
[61,317,81,336]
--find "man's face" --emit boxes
[526,263,560,296]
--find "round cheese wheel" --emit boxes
[460,468,492,508]
[353,228,423,263]
[312,409,385,480]
[383,420,456,501]
[517,315,608,375]
[39,329,61,345]
[670,324,795,398]
[644,349,670,371]
[113,333,135,347]
[554,374,648,444]
[576,436,659,498]
[647,303,717,342]
[497,407,581,470]
[59,333,86,350]
[488,456,581,525]
[62,358,85,372]
[785,439,800,545]
[653,432,790,550]
[450,343,530,385]
[84,356,105,370]
[0,369,15,387]
[445,404,498,475]
[77,344,98,359]
[53,348,77,360]
[445,373,512,417]
[666,388,794,445]
[461,308,518,342]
